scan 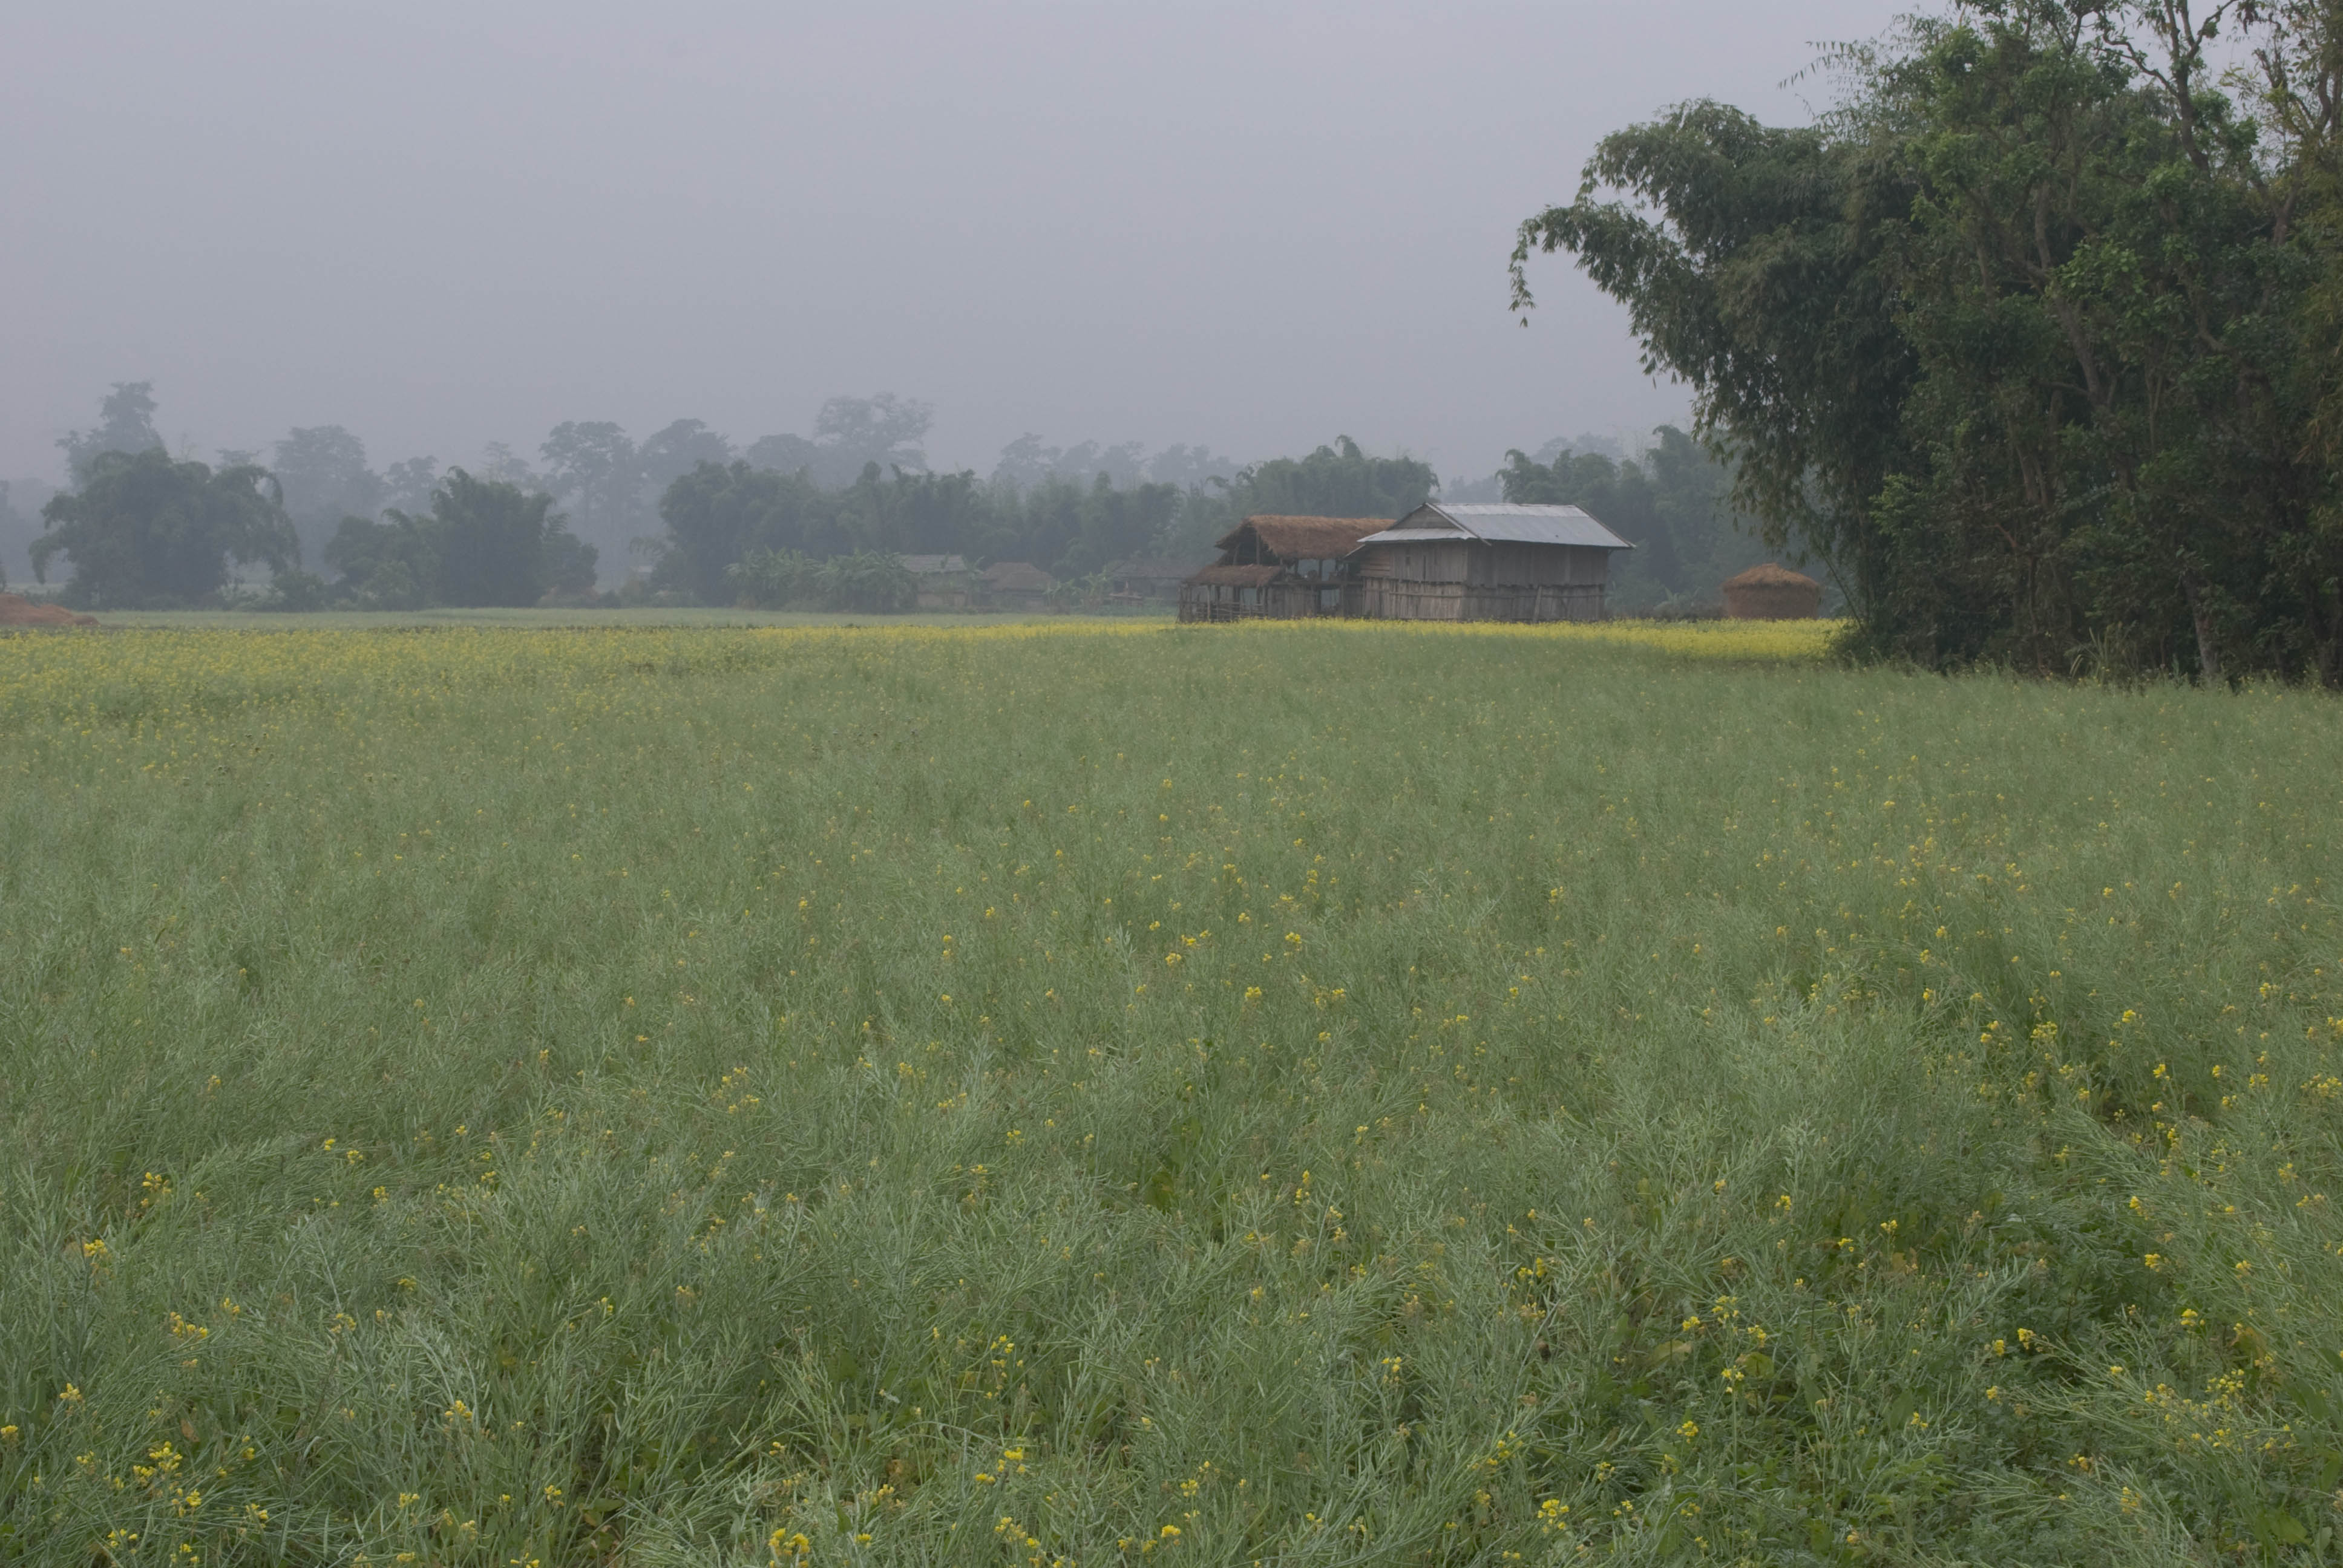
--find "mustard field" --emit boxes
[3,617,2340,1566]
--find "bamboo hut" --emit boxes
[901,554,975,608]
[981,561,1057,610]
[1347,503,1632,622]
[1178,516,1386,621]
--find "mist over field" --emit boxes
[1,2,1901,492]
[15,4,2343,1560]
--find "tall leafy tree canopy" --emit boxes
[326,468,592,609]
[1218,436,1436,523]
[57,382,166,483]
[421,468,576,608]
[272,425,384,561]
[1515,0,2343,682]
[35,449,297,607]
[652,457,1187,601]
[637,420,734,494]
[744,394,934,489]
[324,510,439,612]
[656,462,833,604]
[381,456,440,515]
[539,422,639,544]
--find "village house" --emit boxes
[900,554,975,609]
[1176,515,1388,622]
[981,560,1057,610]
[1348,502,1632,622]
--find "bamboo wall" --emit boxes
[1350,540,1612,621]
[1357,581,1605,622]
[1178,539,1616,624]
[1177,583,1357,623]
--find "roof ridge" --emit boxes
[1372,502,1633,552]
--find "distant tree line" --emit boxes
[646,434,1457,604]
[318,471,597,612]
[19,383,1760,610]
[723,549,920,613]
[34,449,297,608]
[1516,1,2343,682]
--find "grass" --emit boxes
[1,616,2339,1566]
[84,607,1158,632]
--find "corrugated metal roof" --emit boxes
[901,554,970,573]
[1352,528,1474,545]
[1392,502,1633,550]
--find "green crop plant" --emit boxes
[1,617,2338,1564]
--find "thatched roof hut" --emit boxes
[901,554,975,608]
[1178,515,1389,622]
[1213,515,1391,567]
[980,561,1057,609]
[1722,563,1822,620]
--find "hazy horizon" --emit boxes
[5,1,1902,489]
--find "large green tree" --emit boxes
[637,420,734,495]
[428,469,569,607]
[1515,1,2343,682]
[744,394,933,490]
[1157,436,1438,557]
[1220,436,1435,523]
[655,462,833,603]
[836,463,992,557]
[971,471,1182,572]
[381,456,439,516]
[272,426,384,564]
[34,449,298,607]
[540,421,640,554]
[327,468,591,609]
[56,382,166,483]
[324,513,437,611]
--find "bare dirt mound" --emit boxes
[0,593,99,627]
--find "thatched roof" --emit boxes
[1722,562,1819,590]
[1215,515,1390,561]
[1185,563,1289,587]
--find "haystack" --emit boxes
[0,593,98,627]
[1721,563,1821,620]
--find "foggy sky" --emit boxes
[4,1,1903,487]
